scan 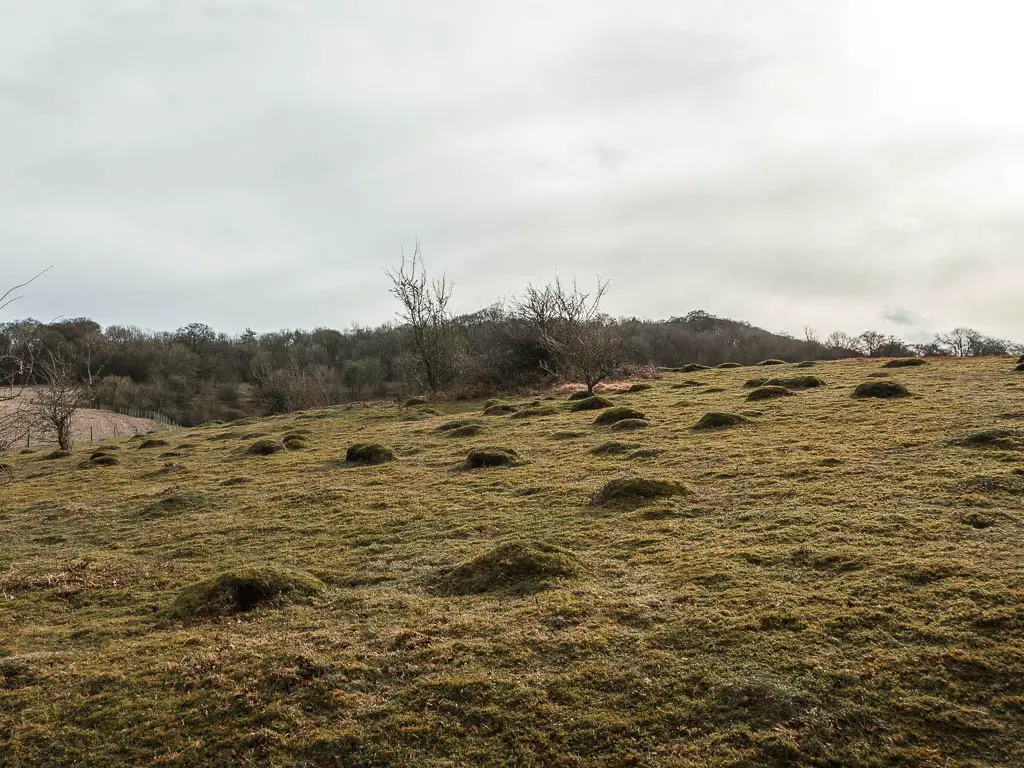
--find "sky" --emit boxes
[2,0,1023,343]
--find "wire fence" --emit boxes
[93,403,180,428]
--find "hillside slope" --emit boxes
[1,358,1022,766]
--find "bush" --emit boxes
[170,566,324,620]
[693,412,750,430]
[436,540,579,595]
[568,396,614,412]
[464,447,519,469]
[591,476,689,507]
[882,358,927,368]
[852,381,909,399]
[247,439,285,456]
[756,359,787,366]
[346,443,396,465]
[716,362,743,369]
[594,406,646,426]
[764,375,825,389]
[746,386,793,401]
[610,418,651,431]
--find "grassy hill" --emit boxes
[1,358,1022,767]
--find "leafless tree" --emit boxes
[1,268,51,456]
[514,277,623,394]
[385,243,460,392]
[33,348,84,451]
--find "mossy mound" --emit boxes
[220,476,252,486]
[746,386,794,401]
[591,476,689,507]
[625,383,652,393]
[744,377,770,388]
[882,358,928,368]
[693,412,750,430]
[138,438,170,449]
[281,431,311,441]
[346,443,396,465]
[756,359,787,366]
[436,418,484,432]
[170,566,324,620]
[682,363,711,372]
[590,441,640,456]
[464,447,520,469]
[446,424,487,438]
[436,540,580,595]
[852,381,909,399]
[483,403,518,415]
[567,390,593,401]
[610,418,652,432]
[549,430,586,440]
[86,452,121,467]
[764,375,826,389]
[247,439,285,456]
[404,397,429,407]
[568,396,614,412]
[283,437,310,450]
[138,492,205,519]
[510,406,559,419]
[594,406,646,426]
[796,360,818,368]
[954,428,1024,451]
[716,362,743,369]
[97,444,121,452]
[1015,362,1024,372]
[671,380,703,389]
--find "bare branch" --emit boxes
[0,266,52,314]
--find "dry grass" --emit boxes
[1,358,1023,766]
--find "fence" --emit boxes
[93,403,180,428]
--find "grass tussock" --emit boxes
[510,406,560,419]
[247,438,285,456]
[404,396,428,407]
[796,360,818,367]
[1015,362,1024,372]
[882,358,928,368]
[756,359,787,366]
[765,375,826,389]
[610,418,651,431]
[682,363,711,372]
[170,566,324,620]
[137,438,170,449]
[436,540,580,595]
[746,385,794,401]
[590,441,641,455]
[593,406,646,426]
[345,443,396,465]
[568,395,614,412]
[591,475,689,506]
[852,380,910,398]
[716,362,743,369]
[446,424,487,437]
[85,452,121,467]
[693,412,751,429]
[954,428,1024,450]
[464,446,520,469]
[436,418,484,432]
[483,402,518,415]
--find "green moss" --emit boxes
[625,383,653,392]
[436,418,484,432]
[170,566,324,620]
[436,540,579,595]
[483,402,518,415]
[567,390,593,400]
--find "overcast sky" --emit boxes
[2,1,1022,342]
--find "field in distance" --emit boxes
[1,357,1022,766]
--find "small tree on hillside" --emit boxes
[33,348,84,451]
[514,277,623,394]
[1,269,50,456]
[386,243,460,392]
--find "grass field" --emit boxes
[1,358,1022,766]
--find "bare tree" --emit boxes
[33,348,84,452]
[386,243,460,392]
[1,268,51,456]
[514,277,623,394]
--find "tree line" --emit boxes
[2,257,1021,441]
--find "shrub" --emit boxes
[247,439,285,456]
[746,386,793,401]
[346,443,396,465]
[716,362,743,368]
[693,412,750,430]
[882,358,927,368]
[591,476,689,507]
[568,396,614,412]
[436,540,579,595]
[764,375,825,389]
[610,418,651,431]
[138,438,170,449]
[464,447,519,469]
[171,566,324,620]
[852,381,909,399]
[594,406,646,426]
[756,359,787,366]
